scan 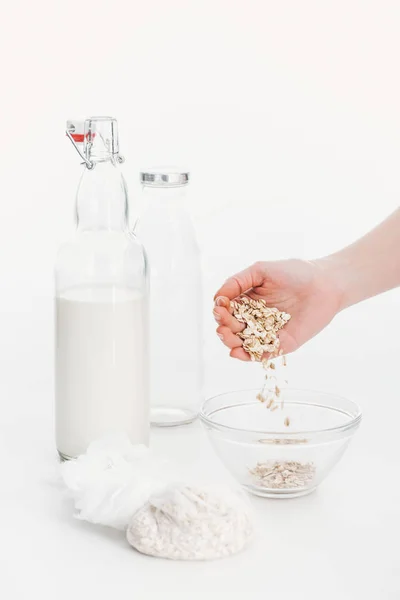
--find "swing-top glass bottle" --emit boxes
[55,116,149,459]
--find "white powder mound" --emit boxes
[127,485,253,560]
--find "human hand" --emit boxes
[213,259,343,361]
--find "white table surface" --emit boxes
[1,383,399,600]
[1,292,400,600]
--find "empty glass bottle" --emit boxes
[55,116,149,459]
[135,168,203,426]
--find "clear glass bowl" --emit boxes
[200,388,362,498]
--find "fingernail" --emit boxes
[213,309,221,322]
[215,296,226,307]
[217,333,224,340]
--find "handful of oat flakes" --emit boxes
[231,296,291,424]
[230,296,290,362]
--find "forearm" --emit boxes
[319,208,400,310]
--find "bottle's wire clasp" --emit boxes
[66,118,125,170]
[65,129,95,170]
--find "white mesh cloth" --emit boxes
[61,434,253,560]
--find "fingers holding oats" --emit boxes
[231,296,291,362]
[213,306,246,333]
[214,296,232,311]
[230,347,251,361]
[216,326,243,349]
[216,295,291,368]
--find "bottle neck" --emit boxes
[142,184,188,206]
[76,160,129,232]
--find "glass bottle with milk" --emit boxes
[55,116,149,460]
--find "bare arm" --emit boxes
[214,208,400,360]
[321,208,400,310]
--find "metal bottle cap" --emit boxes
[140,168,190,187]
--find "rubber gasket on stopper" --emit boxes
[67,133,96,143]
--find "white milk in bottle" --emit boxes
[55,117,149,459]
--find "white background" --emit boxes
[0,1,400,599]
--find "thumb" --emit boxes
[214,262,266,300]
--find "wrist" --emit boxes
[312,254,353,312]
